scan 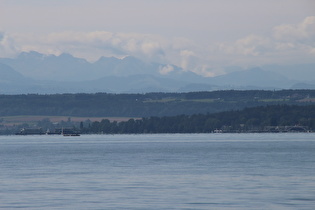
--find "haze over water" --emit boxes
[0,133,314,209]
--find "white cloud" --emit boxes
[5,31,169,63]
[180,50,195,57]
[219,35,271,56]
[272,16,315,58]
[1,16,314,77]
[159,64,174,75]
[0,32,18,57]
[273,16,315,41]
[272,16,315,62]
[179,50,198,71]
[215,16,315,68]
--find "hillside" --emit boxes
[0,90,314,118]
[1,104,313,135]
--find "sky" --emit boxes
[1,0,315,76]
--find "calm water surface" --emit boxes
[0,133,314,209]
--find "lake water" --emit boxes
[0,133,314,209]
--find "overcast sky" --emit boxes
[1,0,314,76]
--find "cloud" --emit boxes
[273,16,315,41]
[5,31,168,63]
[179,50,198,71]
[1,16,314,77]
[272,16,315,57]
[215,16,315,67]
[219,35,271,56]
[159,64,174,75]
[0,32,18,57]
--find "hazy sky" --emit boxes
[1,0,314,76]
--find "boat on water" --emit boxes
[63,133,80,136]
[16,128,45,135]
[61,128,80,136]
[16,128,80,136]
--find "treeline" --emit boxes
[82,105,315,134]
[0,90,314,117]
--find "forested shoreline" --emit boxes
[1,90,314,134]
[82,105,314,134]
[2,104,314,135]
[0,89,314,117]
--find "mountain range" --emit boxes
[0,51,314,94]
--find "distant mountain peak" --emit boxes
[18,51,46,60]
[95,56,120,62]
[0,50,313,93]
[247,67,263,72]
[121,55,143,63]
[58,53,75,59]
